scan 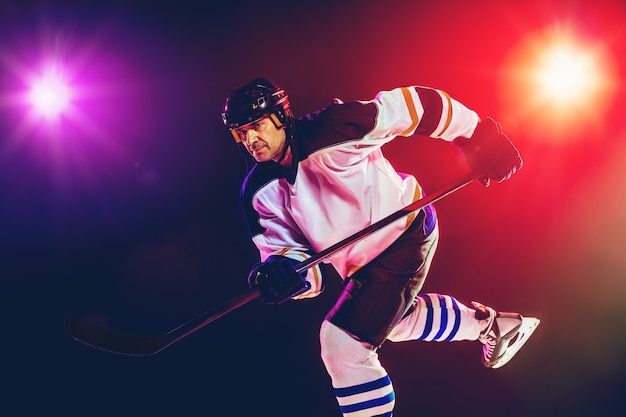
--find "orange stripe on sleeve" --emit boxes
[405,183,424,228]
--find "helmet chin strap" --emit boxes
[274,127,291,166]
[268,113,293,167]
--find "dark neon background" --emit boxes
[1,1,624,415]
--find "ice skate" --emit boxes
[472,301,540,369]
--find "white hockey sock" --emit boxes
[320,321,395,416]
[387,293,481,342]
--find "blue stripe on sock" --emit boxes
[444,297,461,341]
[416,295,433,340]
[334,375,391,397]
[433,294,449,340]
[339,391,395,414]
[372,413,393,417]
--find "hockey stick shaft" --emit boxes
[158,171,478,349]
[295,171,479,273]
[167,172,480,332]
[65,171,478,356]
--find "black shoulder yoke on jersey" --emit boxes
[240,99,378,238]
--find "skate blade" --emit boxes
[490,317,540,369]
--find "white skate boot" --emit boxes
[472,301,540,369]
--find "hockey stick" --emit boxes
[64,171,479,356]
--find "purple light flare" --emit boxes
[28,67,72,119]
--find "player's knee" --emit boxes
[320,320,372,377]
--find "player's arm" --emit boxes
[248,198,324,304]
[368,86,522,185]
[365,86,479,140]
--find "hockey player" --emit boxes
[222,77,539,416]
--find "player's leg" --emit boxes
[326,205,439,348]
[387,293,481,342]
[387,295,540,368]
[320,321,395,417]
[320,206,437,416]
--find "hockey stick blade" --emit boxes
[65,289,260,357]
[64,315,170,357]
[65,172,478,356]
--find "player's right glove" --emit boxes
[454,117,523,186]
[248,255,311,304]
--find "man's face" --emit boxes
[234,115,287,163]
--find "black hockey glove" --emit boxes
[248,255,311,304]
[454,117,523,186]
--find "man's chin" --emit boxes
[252,153,269,163]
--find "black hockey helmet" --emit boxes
[222,77,293,142]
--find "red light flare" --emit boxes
[498,23,619,144]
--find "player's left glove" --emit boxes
[248,255,311,304]
[454,117,523,186]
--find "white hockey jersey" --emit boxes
[240,86,479,299]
